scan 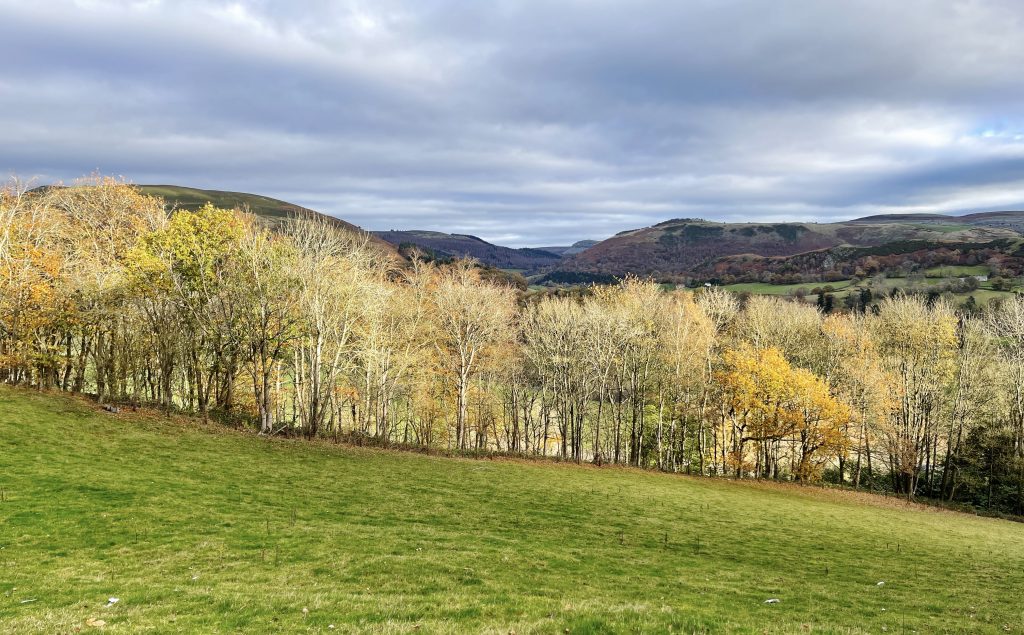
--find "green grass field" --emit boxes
[923,265,989,278]
[3,388,1024,633]
[719,280,854,296]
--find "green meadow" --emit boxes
[719,280,855,296]
[2,387,1024,633]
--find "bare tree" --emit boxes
[431,260,515,450]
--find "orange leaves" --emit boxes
[0,191,70,374]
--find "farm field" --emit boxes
[923,265,990,277]
[3,388,1024,633]
[719,280,855,295]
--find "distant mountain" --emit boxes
[372,230,563,271]
[849,210,1024,233]
[136,185,397,255]
[553,215,1024,279]
[847,213,955,223]
[537,240,599,257]
[958,211,1024,234]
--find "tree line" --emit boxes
[3,178,1024,515]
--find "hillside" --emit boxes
[373,229,562,270]
[960,210,1024,234]
[4,387,1024,633]
[555,216,1023,279]
[707,236,1024,285]
[851,210,1024,233]
[137,185,397,255]
[537,240,599,257]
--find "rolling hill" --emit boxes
[850,210,1024,233]
[4,386,1024,632]
[554,215,1024,279]
[34,183,388,246]
[137,185,357,228]
[137,185,397,256]
[373,230,563,271]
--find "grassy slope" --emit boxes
[137,185,324,222]
[2,389,1024,633]
[136,185,397,258]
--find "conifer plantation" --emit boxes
[5,178,1024,515]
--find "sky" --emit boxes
[3,1,1024,246]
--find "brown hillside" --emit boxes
[556,218,1020,278]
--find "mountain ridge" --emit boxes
[372,229,564,271]
[553,214,1024,280]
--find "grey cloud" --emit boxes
[3,0,1024,246]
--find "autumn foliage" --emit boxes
[4,177,1024,513]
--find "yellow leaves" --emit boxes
[128,203,246,298]
[0,197,70,360]
[662,291,716,379]
[719,345,793,422]
[875,295,958,364]
[147,203,243,273]
[791,367,851,451]
[822,313,895,440]
[719,345,850,481]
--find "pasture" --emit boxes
[2,387,1023,633]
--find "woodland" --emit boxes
[4,178,1024,515]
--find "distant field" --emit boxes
[3,388,1024,633]
[719,280,854,295]
[963,289,1016,305]
[924,265,989,277]
[908,223,974,234]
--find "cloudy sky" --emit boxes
[3,1,1024,246]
